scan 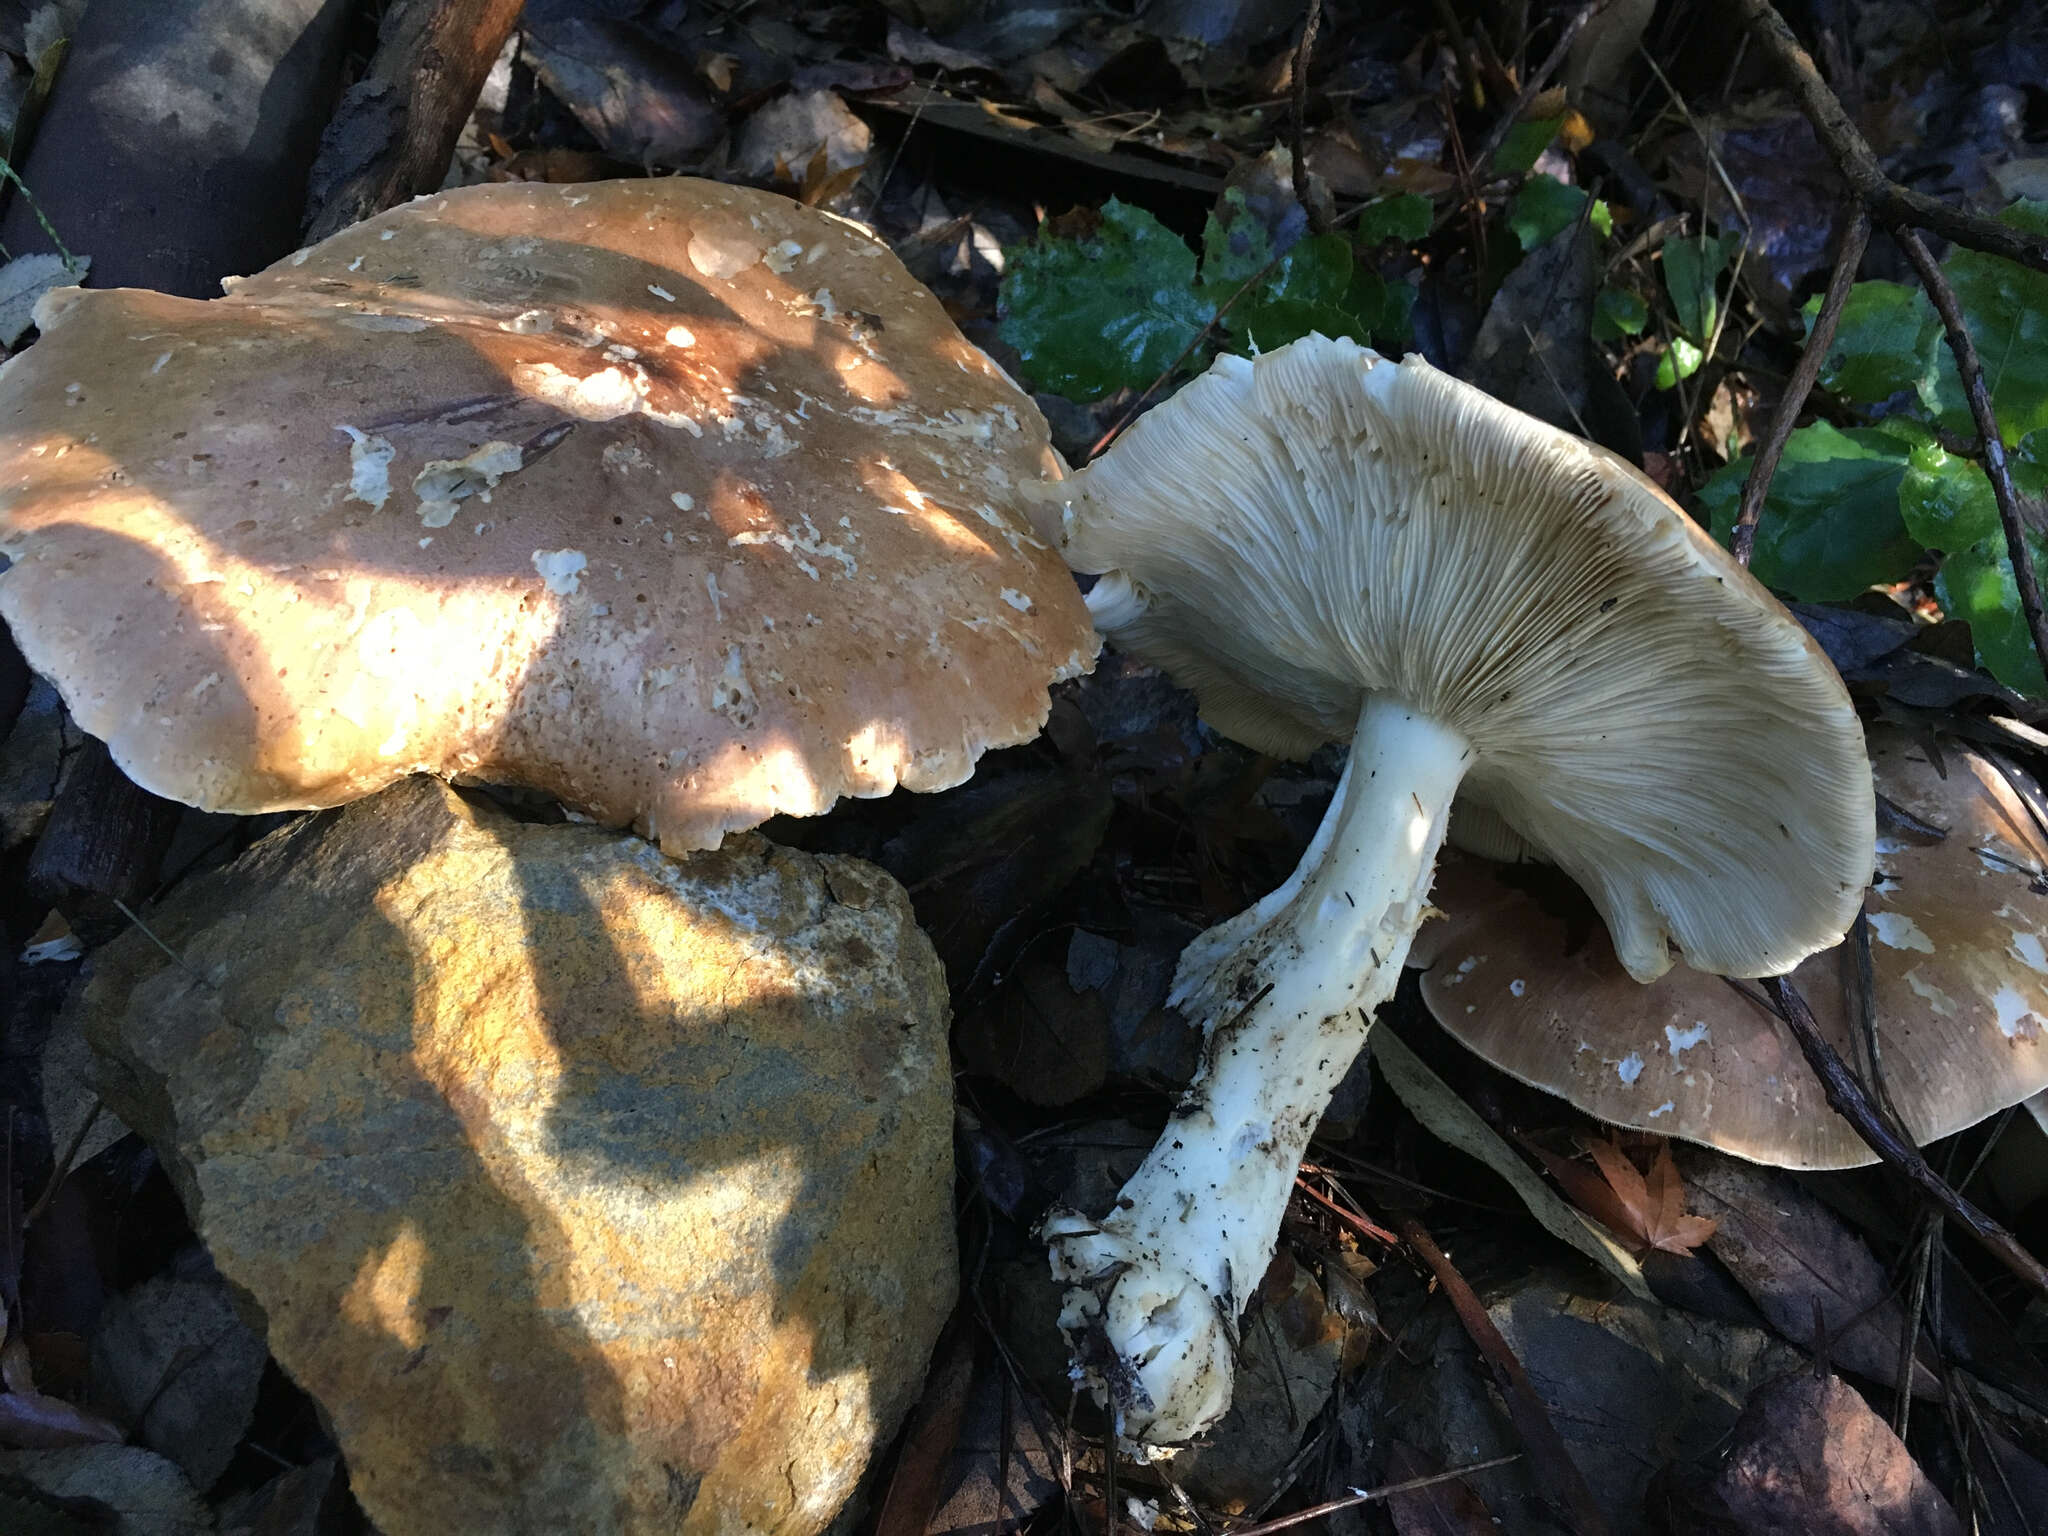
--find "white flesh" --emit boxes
[1043,695,1469,1450]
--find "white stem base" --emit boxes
[1043,698,1468,1452]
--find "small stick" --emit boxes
[1224,1453,1523,1536]
[1289,0,1329,235]
[1762,975,2048,1298]
[1893,224,2048,689]
[1432,0,1611,239]
[1731,211,1870,566]
[1395,1216,1611,1536]
[1732,0,2048,276]
[1293,1175,1401,1246]
[1465,0,1611,183]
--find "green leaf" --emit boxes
[1591,285,1648,341]
[1697,421,1922,600]
[1232,234,1389,351]
[2002,198,2048,239]
[1918,244,2048,444]
[1804,280,1940,404]
[1654,335,1703,389]
[1200,195,1399,353]
[1197,187,1274,300]
[1661,232,1739,342]
[1508,175,1609,252]
[1491,115,1562,177]
[1354,193,1432,244]
[1898,435,2048,693]
[998,199,1215,400]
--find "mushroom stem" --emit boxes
[1043,695,1468,1451]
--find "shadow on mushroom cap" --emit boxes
[0,178,1097,852]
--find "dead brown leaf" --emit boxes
[1533,1138,1718,1258]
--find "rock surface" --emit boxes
[1673,1371,1962,1535]
[79,778,956,1536]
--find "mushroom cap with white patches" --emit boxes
[0,177,1096,850]
[1044,335,1870,980]
[1410,728,2048,1170]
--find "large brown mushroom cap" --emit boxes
[1412,728,2048,1169]
[0,178,1095,850]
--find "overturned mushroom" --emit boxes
[1033,335,1872,1450]
[0,178,1095,848]
[1413,726,2048,1169]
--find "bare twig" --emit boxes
[1731,211,1870,566]
[1289,0,1328,235]
[1466,0,1611,183]
[1762,975,2048,1298]
[1894,224,2048,687]
[23,1102,100,1230]
[1395,1216,1611,1536]
[1732,0,2048,275]
[1293,1175,1400,1246]
[1223,1454,1523,1536]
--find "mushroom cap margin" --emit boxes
[1048,334,1872,980]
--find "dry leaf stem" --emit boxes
[1394,1215,1612,1536]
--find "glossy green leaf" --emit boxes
[999,199,1215,400]
[1918,242,2048,443]
[1491,116,1562,176]
[1354,193,1433,244]
[1662,232,1739,342]
[1697,421,1921,600]
[1508,175,1610,252]
[1898,435,2048,693]
[1805,280,1939,403]
[1654,335,1703,389]
[1591,285,1648,341]
[1201,195,1397,352]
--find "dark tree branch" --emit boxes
[1762,976,2048,1299]
[304,0,524,242]
[1732,212,1869,567]
[1733,0,2048,276]
[1289,0,1328,235]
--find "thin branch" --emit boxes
[1395,1216,1611,1536]
[1289,0,1329,235]
[1293,1175,1400,1246]
[1732,0,2048,276]
[1761,975,2048,1299]
[1466,0,1611,183]
[1731,211,1870,566]
[1223,1454,1523,1536]
[1892,223,2048,688]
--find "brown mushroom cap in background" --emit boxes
[0,178,1096,851]
[1411,728,2048,1170]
